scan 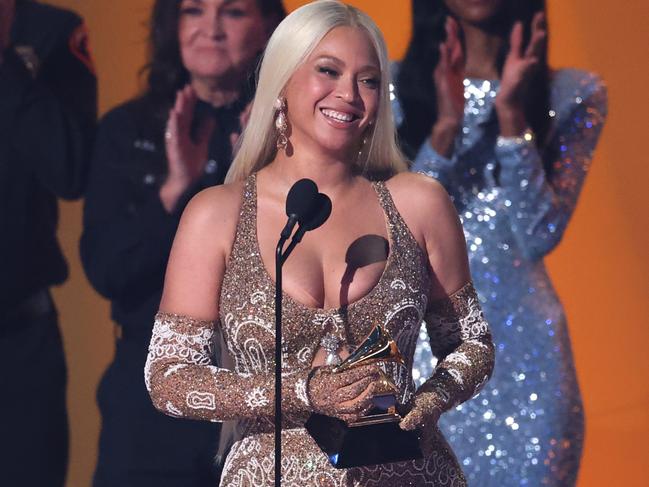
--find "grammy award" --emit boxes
[305,325,423,468]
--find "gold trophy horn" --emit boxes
[332,324,404,374]
[331,324,404,426]
[305,323,423,467]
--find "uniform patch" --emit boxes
[68,22,95,75]
[14,45,40,77]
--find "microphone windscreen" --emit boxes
[302,193,332,231]
[286,179,319,222]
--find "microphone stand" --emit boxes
[273,224,309,487]
[273,187,330,487]
[274,235,288,487]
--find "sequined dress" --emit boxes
[392,69,607,485]
[145,174,495,486]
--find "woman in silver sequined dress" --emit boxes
[144,1,495,485]
[393,0,607,485]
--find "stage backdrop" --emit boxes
[45,1,649,486]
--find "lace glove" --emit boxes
[401,282,494,431]
[399,387,447,431]
[145,311,312,422]
[307,363,394,424]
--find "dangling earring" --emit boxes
[274,97,288,150]
[358,134,368,159]
[358,121,373,161]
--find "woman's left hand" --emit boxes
[495,12,546,135]
[399,389,446,431]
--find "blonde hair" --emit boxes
[225,0,407,183]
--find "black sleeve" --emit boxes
[37,16,97,137]
[80,106,180,303]
[0,44,94,200]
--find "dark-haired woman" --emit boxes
[81,1,284,485]
[393,0,606,485]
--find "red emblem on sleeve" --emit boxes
[68,22,95,75]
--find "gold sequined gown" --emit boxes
[145,174,494,486]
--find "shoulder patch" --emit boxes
[68,23,95,75]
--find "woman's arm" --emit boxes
[390,174,494,431]
[495,71,608,260]
[144,187,315,422]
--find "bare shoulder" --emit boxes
[182,180,244,226]
[160,180,247,316]
[384,172,470,296]
[176,180,246,253]
[384,172,457,240]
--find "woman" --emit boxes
[81,1,284,485]
[145,1,494,485]
[394,0,607,485]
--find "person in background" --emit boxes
[392,0,607,484]
[80,1,284,485]
[0,0,97,486]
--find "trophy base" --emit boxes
[349,412,400,427]
[305,412,423,468]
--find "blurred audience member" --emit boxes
[0,0,96,486]
[80,1,284,485]
[393,0,606,485]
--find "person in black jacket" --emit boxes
[80,1,284,486]
[0,0,97,486]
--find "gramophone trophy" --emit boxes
[305,325,423,468]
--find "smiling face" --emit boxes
[178,0,270,82]
[443,0,506,25]
[282,26,381,161]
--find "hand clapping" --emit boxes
[428,16,465,157]
[160,85,215,212]
[495,12,547,135]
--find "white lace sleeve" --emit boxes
[144,312,311,422]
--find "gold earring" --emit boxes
[274,97,288,150]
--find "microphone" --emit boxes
[281,193,332,263]
[280,178,319,240]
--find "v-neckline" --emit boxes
[250,174,395,315]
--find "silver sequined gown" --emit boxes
[145,174,496,486]
[392,68,607,485]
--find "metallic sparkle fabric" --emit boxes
[145,174,494,486]
[393,68,607,485]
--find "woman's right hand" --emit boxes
[160,85,215,212]
[430,16,465,157]
[307,363,388,424]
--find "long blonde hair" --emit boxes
[225,0,407,183]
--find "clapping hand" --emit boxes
[495,12,547,135]
[160,85,215,211]
[429,16,465,157]
[434,16,465,127]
